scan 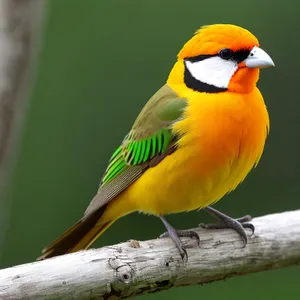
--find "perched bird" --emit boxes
[38,24,274,260]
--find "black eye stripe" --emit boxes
[232,49,251,63]
[185,54,217,62]
[185,49,250,63]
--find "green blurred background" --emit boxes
[1,0,299,299]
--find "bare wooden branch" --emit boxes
[0,0,46,256]
[0,210,299,299]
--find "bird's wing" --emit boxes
[84,84,187,216]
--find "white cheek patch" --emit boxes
[185,57,238,89]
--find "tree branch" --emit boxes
[0,210,299,299]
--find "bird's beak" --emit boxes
[244,46,275,69]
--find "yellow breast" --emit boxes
[108,84,269,218]
[174,85,269,203]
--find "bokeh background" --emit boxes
[1,0,299,299]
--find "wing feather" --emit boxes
[84,84,187,217]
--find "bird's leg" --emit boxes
[199,206,255,245]
[158,215,200,260]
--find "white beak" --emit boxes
[244,46,275,69]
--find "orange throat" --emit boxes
[228,64,259,93]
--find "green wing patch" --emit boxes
[100,85,188,187]
[101,150,127,185]
[101,128,173,186]
[124,128,172,164]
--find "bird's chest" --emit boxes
[130,90,268,215]
[169,91,269,208]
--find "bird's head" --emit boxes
[167,24,274,93]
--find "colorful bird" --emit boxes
[38,24,274,260]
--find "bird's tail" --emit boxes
[37,206,113,260]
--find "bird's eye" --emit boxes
[219,48,233,60]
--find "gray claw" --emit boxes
[200,206,255,245]
[159,215,200,260]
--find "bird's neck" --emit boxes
[228,67,260,93]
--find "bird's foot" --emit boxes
[159,215,200,260]
[199,206,255,245]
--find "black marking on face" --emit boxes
[186,48,251,64]
[231,49,251,63]
[183,48,251,92]
[184,61,227,93]
[185,54,217,63]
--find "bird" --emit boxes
[38,24,274,260]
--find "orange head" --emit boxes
[168,24,274,93]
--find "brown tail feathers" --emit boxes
[37,206,113,260]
